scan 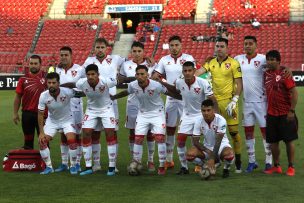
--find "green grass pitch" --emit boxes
[0,88,303,202]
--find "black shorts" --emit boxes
[22,111,39,136]
[266,114,298,143]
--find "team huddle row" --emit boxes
[14,35,298,179]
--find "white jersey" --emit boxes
[76,77,117,114]
[127,79,166,114]
[38,87,74,122]
[193,114,230,151]
[120,59,156,106]
[83,55,125,95]
[155,53,195,102]
[176,77,213,116]
[56,64,86,111]
[234,54,267,102]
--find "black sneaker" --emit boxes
[176,167,189,175]
[222,169,230,178]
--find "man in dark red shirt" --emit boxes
[13,55,47,149]
[263,50,298,176]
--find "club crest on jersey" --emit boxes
[194,87,201,94]
[276,75,281,82]
[167,62,171,65]
[180,59,186,65]
[110,117,115,124]
[148,89,154,96]
[71,70,77,77]
[181,86,185,91]
[162,123,166,129]
[60,96,66,102]
[128,66,132,70]
[225,63,231,69]
[99,86,105,93]
[40,78,45,84]
[212,125,218,131]
[47,100,52,104]
[106,58,112,65]
[254,61,260,68]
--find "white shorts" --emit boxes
[82,107,116,130]
[178,113,201,135]
[44,117,76,137]
[113,100,119,131]
[125,104,138,129]
[242,102,267,127]
[203,143,232,159]
[135,111,166,135]
[72,111,83,134]
[165,101,183,127]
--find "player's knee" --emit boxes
[222,148,234,161]
[177,134,187,147]
[39,139,49,150]
[134,135,144,145]
[166,126,176,135]
[82,136,92,147]
[129,134,135,143]
[147,132,155,142]
[106,135,117,145]
[67,138,78,150]
[155,134,165,143]
[244,126,254,140]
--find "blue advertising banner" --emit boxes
[106,4,162,13]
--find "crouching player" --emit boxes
[186,99,234,178]
[38,72,78,175]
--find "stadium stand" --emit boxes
[0,0,52,73]
[108,0,166,4]
[34,19,99,66]
[65,0,106,15]
[211,0,290,23]
[153,23,304,70]
[162,0,197,19]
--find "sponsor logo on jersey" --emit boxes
[194,87,201,94]
[148,89,154,96]
[254,61,260,68]
[225,63,231,69]
[71,70,77,77]
[276,75,281,82]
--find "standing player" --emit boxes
[119,41,157,171]
[13,55,46,149]
[158,61,217,174]
[75,64,118,176]
[112,65,180,175]
[83,38,124,172]
[234,36,272,172]
[195,37,243,172]
[186,99,235,178]
[38,72,78,175]
[263,50,298,176]
[54,46,86,172]
[152,35,195,169]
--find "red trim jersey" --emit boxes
[264,68,296,116]
[15,71,47,112]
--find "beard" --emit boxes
[49,87,57,94]
[30,67,39,74]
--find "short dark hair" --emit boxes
[30,55,42,64]
[216,37,228,46]
[183,61,195,69]
[201,99,214,108]
[46,72,60,82]
[95,38,109,46]
[169,35,182,43]
[85,64,99,73]
[266,50,281,62]
[60,46,73,54]
[244,36,257,43]
[131,41,144,49]
[136,65,148,72]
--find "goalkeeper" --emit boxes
[195,37,243,173]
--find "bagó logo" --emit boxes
[12,161,37,170]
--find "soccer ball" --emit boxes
[199,168,211,180]
[127,161,142,176]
